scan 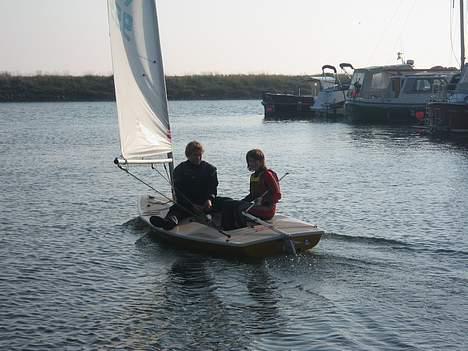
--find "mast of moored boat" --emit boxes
[460,0,465,70]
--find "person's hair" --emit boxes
[246,149,266,168]
[185,141,204,157]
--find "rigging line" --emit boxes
[117,163,173,203]
[450,0,460,67]
[148,161,209,212]
[151,164,170,184]
[391,0,417,56]
[367,0,406,66]
[163,163,170,182]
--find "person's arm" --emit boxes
[202,166,218,210]
[207,167,218,201]
[172,165,182,202]
[241,174,254,202]
[173,164,192,209]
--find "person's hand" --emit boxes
[254,197,262,206]
[204,199,213,210]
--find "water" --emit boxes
[0,100,467,350]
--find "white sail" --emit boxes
[107,0,172,161]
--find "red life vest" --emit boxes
[249,169,281,206]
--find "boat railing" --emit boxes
[428,80,449,102]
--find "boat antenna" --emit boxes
[397,52,405,64]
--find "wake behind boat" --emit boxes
[107,0,323,257]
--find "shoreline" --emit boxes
[0,73,322,103]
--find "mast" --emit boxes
[461,0,465,70]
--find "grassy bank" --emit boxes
[0,73,324,102]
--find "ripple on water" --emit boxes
[1,102,468,350]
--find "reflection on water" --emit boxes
[246,263,281,335]
[158,256,239,350]
[122,252,283,350]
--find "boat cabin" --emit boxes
[347,64,414,99]
[345,64,459,123]
[347,64,457,100]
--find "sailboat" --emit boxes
[107,0,323,258]
[425,0,468,134]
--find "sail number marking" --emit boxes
[116,0,133,41]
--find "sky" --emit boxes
[1,0,465,76]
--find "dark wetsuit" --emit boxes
[168,160,218,221]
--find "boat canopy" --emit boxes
[308,76,336,90]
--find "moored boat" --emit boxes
[261,75,337,120]
[261,92,315,120]
[310,63,353,118]
[425,0,468,135]
[345,63,458,124]
[426,67,468,134]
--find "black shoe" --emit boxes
[150,216,166,228]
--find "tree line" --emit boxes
[0,73,331,102]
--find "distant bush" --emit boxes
[0,73,348,102]
[165,74,317,100]
[0,74,115,102]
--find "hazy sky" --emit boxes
[1,0,464,76]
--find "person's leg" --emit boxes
[219,199,240,230]
[150,204,188,230]
[212,196,234,212]
[247,205,275,220]
[233,201,251,229]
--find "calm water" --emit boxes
[0,100,467,350]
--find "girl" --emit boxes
[242,149,281,220]
[218,149,281,230]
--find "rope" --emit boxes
[117,163,173,203]
[450,0,461,67]
[151,163,170,184]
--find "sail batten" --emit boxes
[108,0,172,160]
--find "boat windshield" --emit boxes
[350,72,365,87]
[370,72,391,90]
[402,78,445,94]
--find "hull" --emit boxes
[138,195,323,258]
[262,93,315,120]
[310,89,347,118]
[345,100,426,124]
[426,102,468,134]
[311,101,345,119]
[147,225,322,258]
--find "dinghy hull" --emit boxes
[138,195,323,258]
[145,224,322,258]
